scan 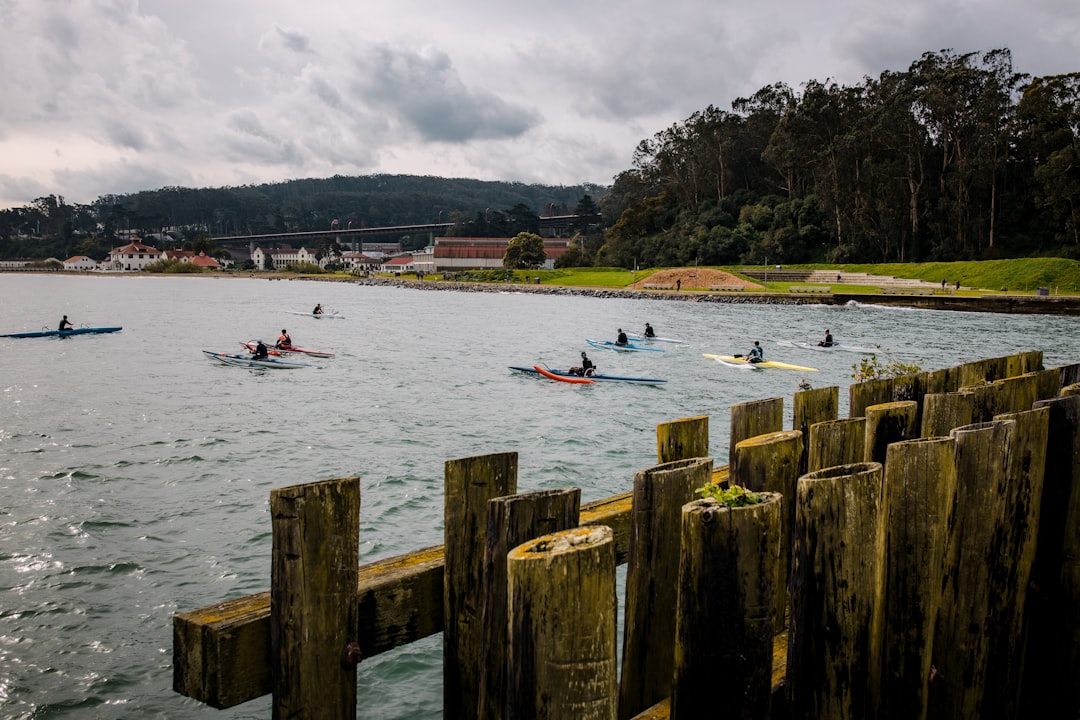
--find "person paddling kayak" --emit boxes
[746,341,764,363]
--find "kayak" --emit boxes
[586,339,664,353]
[627,333,684,344]
[532,365,594,384]
[203,350,322,369]
[241,341,335,358]
[783,340,877,354]
[1,326,122,339]
[703,353,819,372]
[509,366,667,385]
[286,310,345,319]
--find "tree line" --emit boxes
[596,48,1080,268]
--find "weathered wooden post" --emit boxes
[730,397,783,460]
[730,429,803,632]
[849,376,894,419]
[876,437,956,720]
[807,417,866,473]
[793,385,839,475]
[983,407,1049,718]
[269,477,360,720]
[921,390,975,437]
[478,489,581,720]
[1022,395,1080,717]
[787,462,885,720]
[1005,349,1043,377]
[444,452,518,720]
[507,526,618,720]
[1058,362,1080,388]
[864,400,918,465]
[656,415,709,464]
[928,421,1014,720]
[619,457,714,719]
[671,493,782,720]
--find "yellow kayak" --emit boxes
[703,353,819,372]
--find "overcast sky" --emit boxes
[1,0,1077,210]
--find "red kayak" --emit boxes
[533,365,594,384]
[242,341,335,358]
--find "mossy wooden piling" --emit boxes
[849,376,894,419]
[878,437,956,720]
[793,385,839,475]
[730,430,803,632]
[269,477,360,720]
[671,493,782,720]
[655,415,708,464]
[729,396,783,459]
[806,417,867,473]
[983,407,1049,718]
[507,526,618,720]
[921,390,975,438]
[787,463,885,720]
[478,489,581,720]
[864,400,918,465]
[618,457,714,719]
[444,452,518,720]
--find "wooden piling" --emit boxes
[618,457,714,719]
[929,421,1014,720]
[671,493,782,720]
[478,489,581,720]
[444,452,518,720]
[730,397,783,460]
[1005,349,1043,377]
[864,400,918,465]
[730,429,803,633]
[984,407,1050,718]
[878,437,957,720]
[787,462,885,720]
[807,417,867,473]
[1022,395,1080,717]
[849,376,894,419]
[507,526,618,720]
[921,390,975,438]
[1058,362,1080,388]
[656,415,709,464]
[793,385,839,475]
[269,477,360,720]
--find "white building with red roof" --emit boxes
[63,255,98,271]
[102,241,163,271]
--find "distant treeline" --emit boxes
[0,176,605,261]
[3,47,1078,268]
[596,48,1080,267]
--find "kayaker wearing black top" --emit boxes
[818,329,834,347]
[252,339,269,360]
[570,352,596,377]
[747,341,764,363]
[312,304,323,315]
[644,322,656,338]
[616,328,629,346]
[58,315,73,331]
[277,329,292,349]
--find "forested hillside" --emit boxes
[597,48,1080,267]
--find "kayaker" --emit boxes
[747,341,764,363]
[643,322,656,338]
[252,339,269,360]
[276,329,292,349]
[569,352,596,377]
[818,329,834,347]
[58,315,73,331]
[313,304,323,315]
[616,328,629,346]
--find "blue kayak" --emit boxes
[1,326,122,338]
[585,339,664,353]
[509,366,667,385]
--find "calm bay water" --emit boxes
[2,274,1079,718]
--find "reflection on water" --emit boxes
[1,275,1078,718]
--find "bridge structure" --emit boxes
[210,215,597,254]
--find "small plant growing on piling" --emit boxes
[696,482,765,507]
[852,354,922,382]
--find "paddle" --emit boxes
[733,354,743,358]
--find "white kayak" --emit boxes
[203,350,322,369]
[286,310,345,319]
[627,333,684,344]
[781,339,877,354]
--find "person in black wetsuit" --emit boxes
[570,352,596,377]
[252,339,269,360]
[313,304,323,315]
[643,322,656,338]
[58,315,73,331]
[818,329,834,347]
[616,328,629,346]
